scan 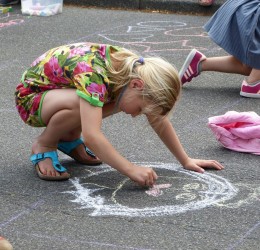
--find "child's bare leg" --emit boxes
[32,89,82,177]
[247,68,260,83]
[201,55,252,76]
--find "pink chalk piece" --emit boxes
[145,184,172,197]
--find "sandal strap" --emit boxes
[30,151,67,173]
[58,138,97,159]
[57,138,84,154]
[85,146,96,158]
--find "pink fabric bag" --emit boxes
[208,111,260,155]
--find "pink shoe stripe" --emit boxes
[179,49,206,84]
[188,66,194,75]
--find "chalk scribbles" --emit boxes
[64,162,239,217]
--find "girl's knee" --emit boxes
[41,89,80,124]
[43,89,79,110]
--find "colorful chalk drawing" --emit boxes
[94,20,221,54]
[0,18,24,29]
[145,184,172,197]
[0,12,28,30]
[64,162,244,217]
[73,20,221,55]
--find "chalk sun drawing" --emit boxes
[64,162,238,217]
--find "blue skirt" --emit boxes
[204,0,260,69]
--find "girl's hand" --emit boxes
[127,164,158,187]
[183,157,224,173]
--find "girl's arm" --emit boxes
[147,115,224,173]
[80,98,157,186]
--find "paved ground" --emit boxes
[0,4,259,250]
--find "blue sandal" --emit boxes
[30,151,70,181]
[57,138,102,165]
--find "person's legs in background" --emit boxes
[179,49,260,98]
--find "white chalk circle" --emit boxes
[66,162,238,217]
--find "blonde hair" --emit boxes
[107,48,181,117]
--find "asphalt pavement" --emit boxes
[0,3,259,250]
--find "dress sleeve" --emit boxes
[73,70,108,107]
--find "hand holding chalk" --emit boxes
[126,164,158,187]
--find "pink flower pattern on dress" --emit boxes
[68,47,89,58]
[99,45,106,59]
[87,83,106,102]
[31,94,42,115]
[17,105,29,122]
[44,57,70,84]
[73,61,93,75]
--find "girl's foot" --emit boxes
[58,138,102,165]
[31,141,70,179]
[240,80,260,98]
[198,0,214,6]
[179,49,206,84]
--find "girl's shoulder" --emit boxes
[52,43,122,61]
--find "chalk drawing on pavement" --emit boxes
[96,20,221,54]
[216,183,260,209]
[64,162,239,217]
[145,184,172,197]
[0,12,30,30]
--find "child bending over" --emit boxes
[15,43,224,186]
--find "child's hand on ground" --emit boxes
[127,164,158,187]
[183,157,224,173]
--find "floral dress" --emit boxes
[15,43,120,127]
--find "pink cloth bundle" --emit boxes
[208,111,260,155]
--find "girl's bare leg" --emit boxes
[201,55,252,76]
[201,55,260,85]
[247,68,260,83]
[32,89,85,177]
